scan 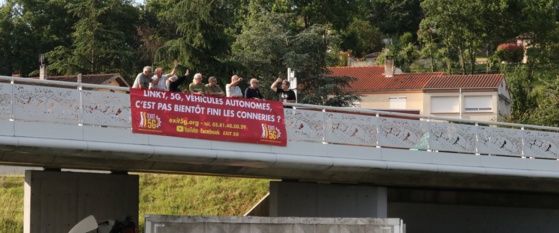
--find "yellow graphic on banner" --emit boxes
[261,124,282,140]
[139,112,162,129]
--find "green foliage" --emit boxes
[417,25,443,72]
[154,0,238,79]
[527,78,559,127]
[0,3,15,75]
[288,0,356,30]
[505,66,537,123]
[232,11,359,106]
[45,0,140,76]
[340,18,383,58]
[0,0,43,76]
[368,0,423,37]
[421,0,511,74]
[3,0,559,116]
[0,174,270,233]
[380,32,420,73]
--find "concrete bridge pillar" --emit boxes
[269,181,387,217]
[24,170,138,233]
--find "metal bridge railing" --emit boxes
[2,75,559,160]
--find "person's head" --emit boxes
[282,80,290,90]
[250,78,259,88]
[143,66,153,76]
[231,75,240,83]
[154,67,163,77]
[193,73,202,84]
[208,76,218,86]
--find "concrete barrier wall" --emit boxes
[24,171,138,233]
[144,215,404,233]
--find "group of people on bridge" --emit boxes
[131,60,296,103]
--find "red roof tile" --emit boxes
[47,73,122,85]
[424,74,504,89]
[327,66,443,92]
[32,73,130,87]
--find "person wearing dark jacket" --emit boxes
[245,78,263,99]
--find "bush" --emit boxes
[495,43,524,63]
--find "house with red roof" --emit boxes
[327,66,511,122]
[43,73,130,93]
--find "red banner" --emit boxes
[130,89,287,146]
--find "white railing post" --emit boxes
[521,126,526,158]
[375,112,381,148]
[426,117,432,152]
[475,122,480,155]
[9,80,14,122]
[78,73,84,126]
[322,107,327,144]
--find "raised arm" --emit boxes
[166,60,179,76]
[271,78,282,92]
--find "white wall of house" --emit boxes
[424,92,500,121]
[355,88,510,122]
[359,92,424,112]
[497,80,512,119]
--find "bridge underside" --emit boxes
[3,126,559,194]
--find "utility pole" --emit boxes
[287,68,297,103]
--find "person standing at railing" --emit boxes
[189,73,206,95]
[167,69,190,92]
[205,76,225,97]
[271,78,296,103]
[226,75,243,98]
[132,66,153,89]
[150,60,178,91]
[245,78,263,100]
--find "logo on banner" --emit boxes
[261,124,282,140]
[139,112,161,129]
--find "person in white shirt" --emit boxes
[226,74,243,97]
[132,66,153,89]
[149,60,178,91]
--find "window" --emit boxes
[389,97,406,109]
[465,96,492,112]
[431,96,459,113]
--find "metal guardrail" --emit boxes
[2,76,559,159]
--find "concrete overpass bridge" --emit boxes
[2,76,559,233]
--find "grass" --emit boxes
[0,176,24,233]
[0,173,271,233]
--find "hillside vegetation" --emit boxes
[0,174,271,233]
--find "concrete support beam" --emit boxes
[24,170,138,233]
[269,181,387,217]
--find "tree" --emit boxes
[369,0,423,37]
[417,25,443,72]
[232,11,359,106]
[421,0,511,74]
[0,2,16,75]
[232,12,296,98]
[154,0,239,79]
[16,0,77,54]
[339,18,383,58]
[527,78,559,127]
[288,0,356,30]
[45,0,140,76]
[0,0,45,76]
